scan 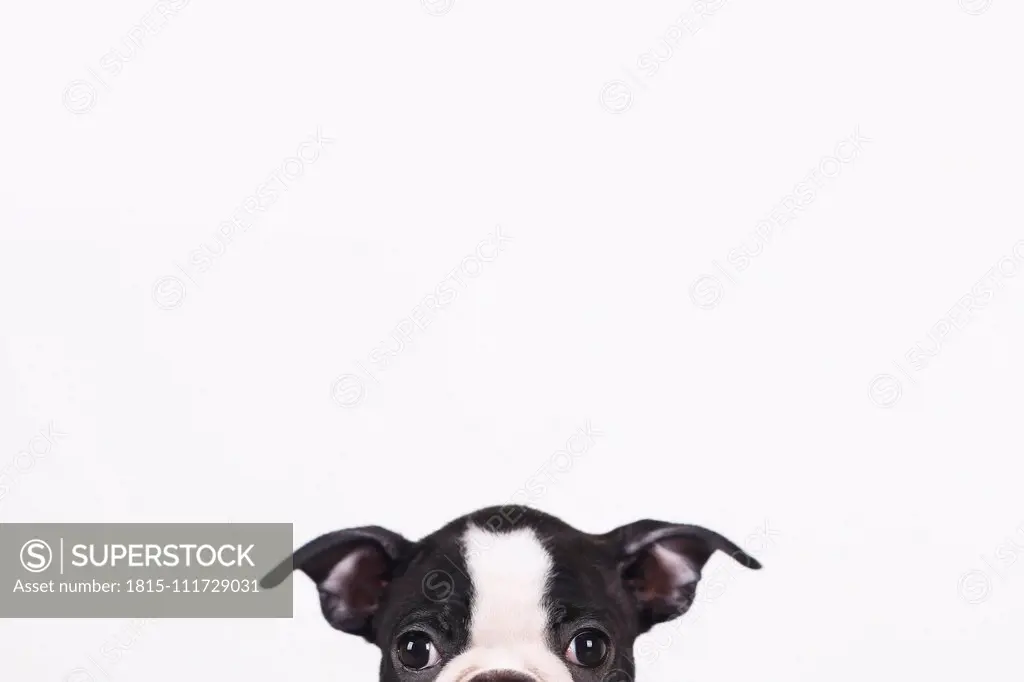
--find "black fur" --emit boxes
[262,506,760,682]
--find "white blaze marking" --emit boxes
[430,525,574,682]
[463,525,554,647]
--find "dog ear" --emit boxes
[260,526,413,641]
[604,520,761,633]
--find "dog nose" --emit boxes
[470,672,535,682]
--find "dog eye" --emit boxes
[396,631,440,670]
[565,629,610,668]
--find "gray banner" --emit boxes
[0,523,293,617]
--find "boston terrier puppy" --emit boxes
[261,505,761,682]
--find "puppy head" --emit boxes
[261,507,761,682]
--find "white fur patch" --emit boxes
[464,525,553,647]
[432,525,574,682]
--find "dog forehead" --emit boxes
[384,507,607,605]
[414,506,616,601]
[383,507,618,610]
[416,507,608,569]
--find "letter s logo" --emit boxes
[20,539,53,573]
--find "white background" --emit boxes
[2,0,1023,680]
